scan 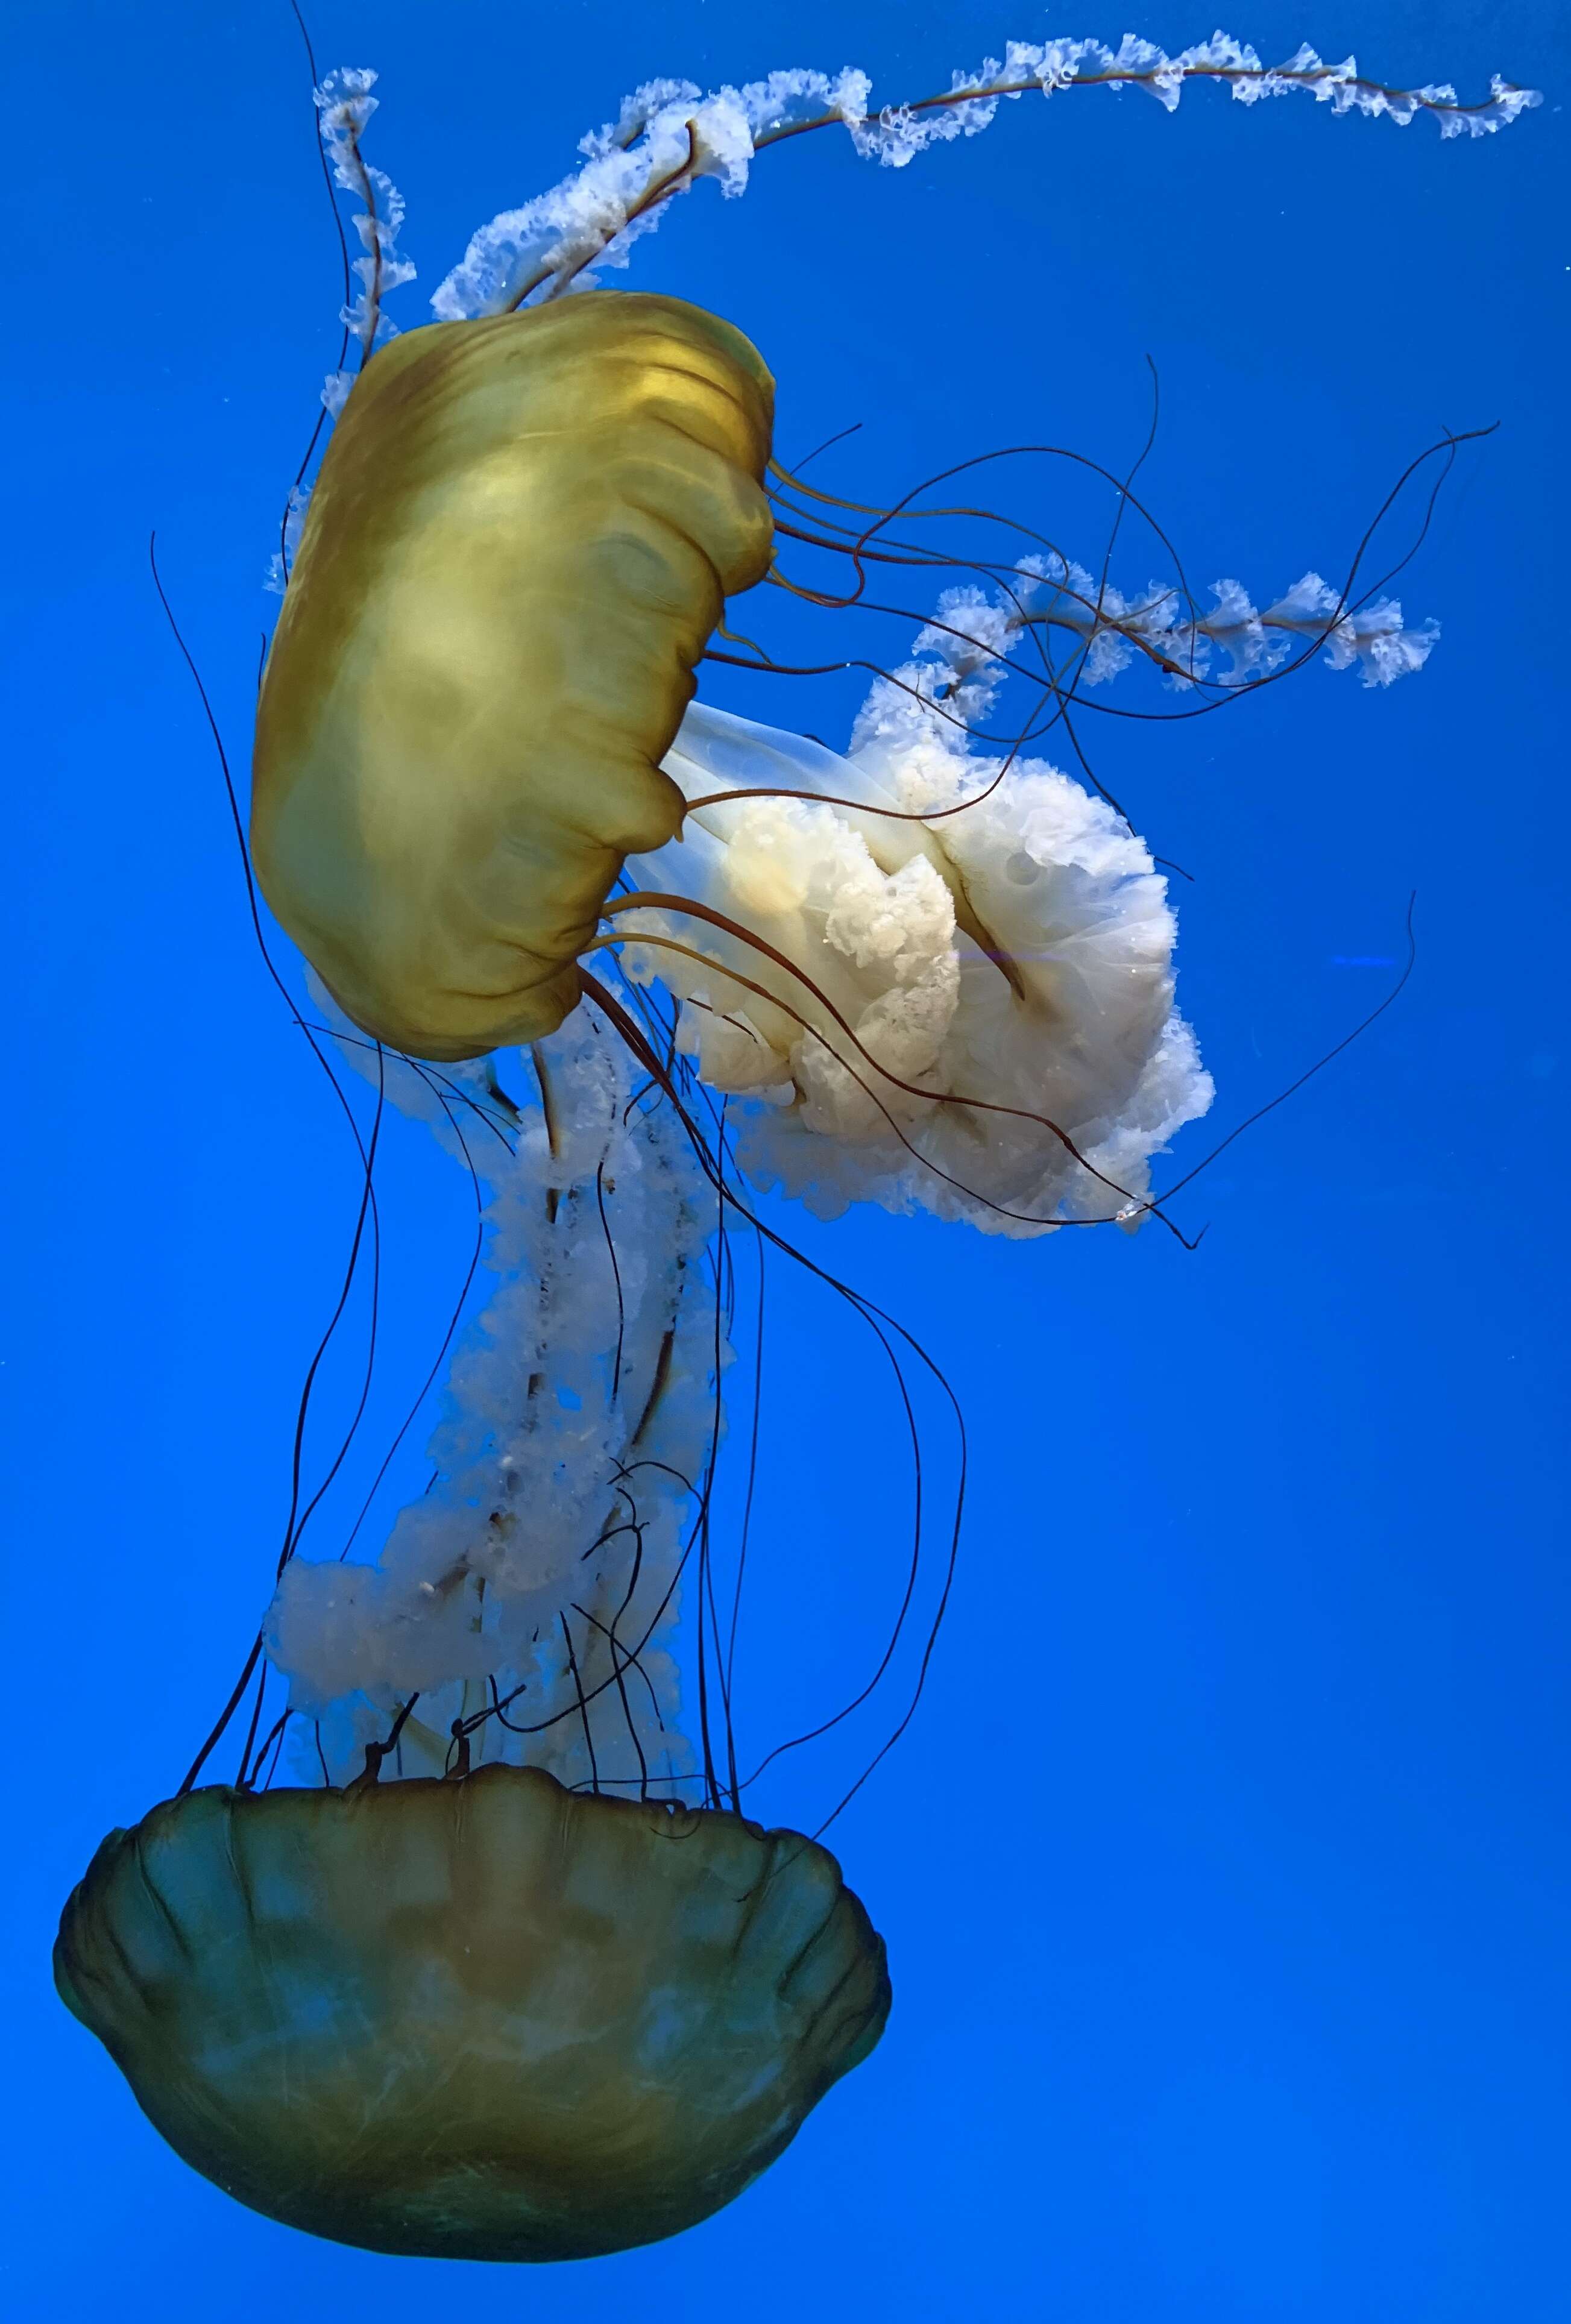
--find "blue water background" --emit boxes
[3,2,1567,2317]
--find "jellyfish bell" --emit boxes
[251,289,775,1062]
[54,1765,888,2261]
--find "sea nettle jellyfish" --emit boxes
[58,28,1537,2264]
[57,1010,898,2258]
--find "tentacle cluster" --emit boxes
[267,1011,722,1796]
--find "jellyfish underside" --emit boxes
[54,1766,889,2261]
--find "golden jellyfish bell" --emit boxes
[54,1766,889,2261]
[251,292,775,1061]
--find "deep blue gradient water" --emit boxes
[4,4,1566,2318]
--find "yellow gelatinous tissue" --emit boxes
[252,292,774,1061]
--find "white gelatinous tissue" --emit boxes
[1024,554,1440,691]
[619,586,1216,1236]
[429,37,1538,315]
[313,68,417,352]
[266,1010,722,1791]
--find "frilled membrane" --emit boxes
[55,1767,889,2261]
[251,294,775,1060]
[624,700,1213,1234]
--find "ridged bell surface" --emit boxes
[54,1765,889,2260]
[250,292,775,1061]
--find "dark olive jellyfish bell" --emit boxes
[250,288,776,1062]
[54,1766,890,2260]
